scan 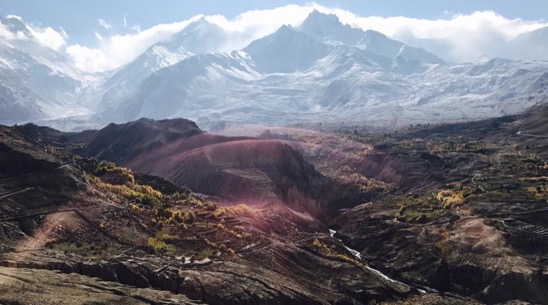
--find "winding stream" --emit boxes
[329,229,428,294]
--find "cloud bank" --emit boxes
[66,15,203,72]
[0,15,67,51]
[351,11,548,62]
[2,4,547,73]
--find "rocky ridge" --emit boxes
[0,123,426,304]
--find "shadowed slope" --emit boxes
[81,117,202,164]
[58,118,369,220]
[127,138,347,219]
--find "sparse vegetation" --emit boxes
[194,248,215,261]
[83,161,265,259]
[312,239,367,270]
[216,204,261,218]
[147,237,169,252]
[436,189,465,208]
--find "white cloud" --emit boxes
[199,5,548,63]
[0,15,68,51]
[65,5,324,72]
[65,44,107,73]
[67,15,203,72]
[63,3,548,72]
[345,10,548,62]
[205,4,314,38]
[28,25,67,50]
[97,18,112,30]
[0,23,30,41]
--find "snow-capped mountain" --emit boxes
[244,25,330,74]
[100,51,259,123]
[94,11,548,128]
[298,10,443,64]
[1,11,547,130]
[97,17,252,115]
[297,10,364,46]
[0,16,99,124]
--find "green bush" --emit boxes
[195,248,215,260]
[147,237,168,252]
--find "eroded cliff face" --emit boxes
[30,118,367,221]
[125,137,360,220]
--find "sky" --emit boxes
[1,0,547,45]
[1,0,547,72]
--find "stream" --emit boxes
[329,229,428,294]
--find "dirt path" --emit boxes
[0,187,34,200]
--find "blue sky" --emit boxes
[1,0,547,45]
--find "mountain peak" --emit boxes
[252,24,300,43]
[1,15,32,37]
[170,17,221,41]
[183,16,215,32]
[166,17,230,54]
[303,9,342,26]
[297,10,364,45]
[244,24,328,73]
[276,24,295,34]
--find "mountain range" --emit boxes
[1,11,547,130]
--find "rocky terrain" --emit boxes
[21,118,370,220]
[0,266,202,305]
[0,123,424,304]
[329,109,548,304]
[1,105,547,304]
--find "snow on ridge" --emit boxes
[1,10,547,131]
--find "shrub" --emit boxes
[96,177,163,207]
[218,204,260,218]
[142,194,161,206]
[120,171,135,184]
[96,160,116,173]
[172,191,187,200]
[195,248,215,260]
[186,211,196,223]
[87,174,101,184]
[159,208,174,219]
[147,237,168,252]
[436,189,465,207]
[133,184,162,199]
[205,202,217,211]
[173,211,185,223]
[312,239,320,247]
